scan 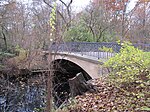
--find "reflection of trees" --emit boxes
[0,71,47,112]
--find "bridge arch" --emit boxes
[51,52,102,79]
[52,59,92,107]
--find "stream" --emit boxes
[0,72,46,112]
[0,59,91,112]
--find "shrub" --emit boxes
[104,41,150,85]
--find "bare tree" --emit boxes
[129,0,150,43]
[81,3,115,42]
[0,0,16,50]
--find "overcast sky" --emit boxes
[18,0,139,12]
[63,0,139,12]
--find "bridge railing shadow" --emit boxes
[49,42,150,59]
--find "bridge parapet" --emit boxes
[50,42,121,52]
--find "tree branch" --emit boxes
[43,0,67,25]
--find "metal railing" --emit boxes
[50,42,150,59]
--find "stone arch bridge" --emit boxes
[50,52,108,78]
[44,51,110,107]
[43,42,149,107]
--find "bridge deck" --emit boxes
[51,51,110,63]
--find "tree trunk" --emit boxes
[69,72,96,97]
[46,53,53,112]
[2,26,7,50]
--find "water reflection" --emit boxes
[0,78,46,112]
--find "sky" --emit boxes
[67,0,91,12]
[127,0,139,11]
[17,0,139,12]
[63,0,139,12]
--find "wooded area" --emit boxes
[0,0,150,112]
[0,0,150,53]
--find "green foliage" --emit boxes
[0,52,15,57]
[140,106,150,111]
[49,2,56,32]
[102,31,118,42]
[99,46,113,53]
[104,41,150,84]
[103,41,150,111]
[14,45,28,63]
[64,21,93,42]
[48,1,57,44]
[34,108,45,112]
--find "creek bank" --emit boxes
[59,77,150,112]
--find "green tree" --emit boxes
[81,3,117,42]
[64,20,93,42]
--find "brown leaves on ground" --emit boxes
[64,78,150,112]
